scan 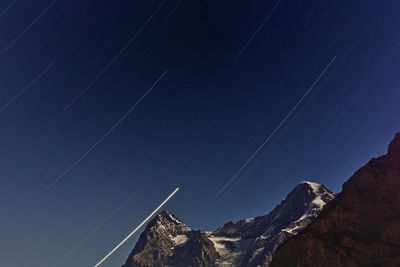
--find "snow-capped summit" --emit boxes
[123,210,218,267]
[210,181,335,266]
[272,132,400,266]
[152,210,191,236]
[123,181,335,267]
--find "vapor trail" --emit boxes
[63,0,167,111]
[0,62,54,112]
[93,187,180,267]
[0,0,16,18]
[216,57,336,197]
[234,0,281,62]
[46,70,167,189]
[0,0,55,57]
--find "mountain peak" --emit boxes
[272,132,400,266]
[123,211,219,267]
[388,132,400,155]
[300,180,322,188]
[299,180,328,191]
[283,181,334,211]
[298,181,333,197]
[209,181,335,266]
[148,210,190,233]
[123,211,192,267]
[156,210,177,221]
[124,181,335,267]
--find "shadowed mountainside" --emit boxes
[271,132,400,267]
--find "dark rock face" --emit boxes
[170,231,219,267]
[236,182,335,267]
[271,133,400,267]
[122,210,192,267]
[123,182,334,267]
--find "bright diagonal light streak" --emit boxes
[93,187,180,267]
[216,56,336,197]
[47,70,167,189]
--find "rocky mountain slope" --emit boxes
[123,181,335,267]
[122,210,218,267]
[271,133,400,267]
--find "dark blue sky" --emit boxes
[1,0,399,266]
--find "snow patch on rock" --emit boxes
[207,234,253,265]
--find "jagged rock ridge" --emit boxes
[271,132,400,267]
[122,210,218,267]
[123,181,335,267]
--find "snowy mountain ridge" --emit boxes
[123,181,335,267]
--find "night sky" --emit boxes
[1,0,400,266]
